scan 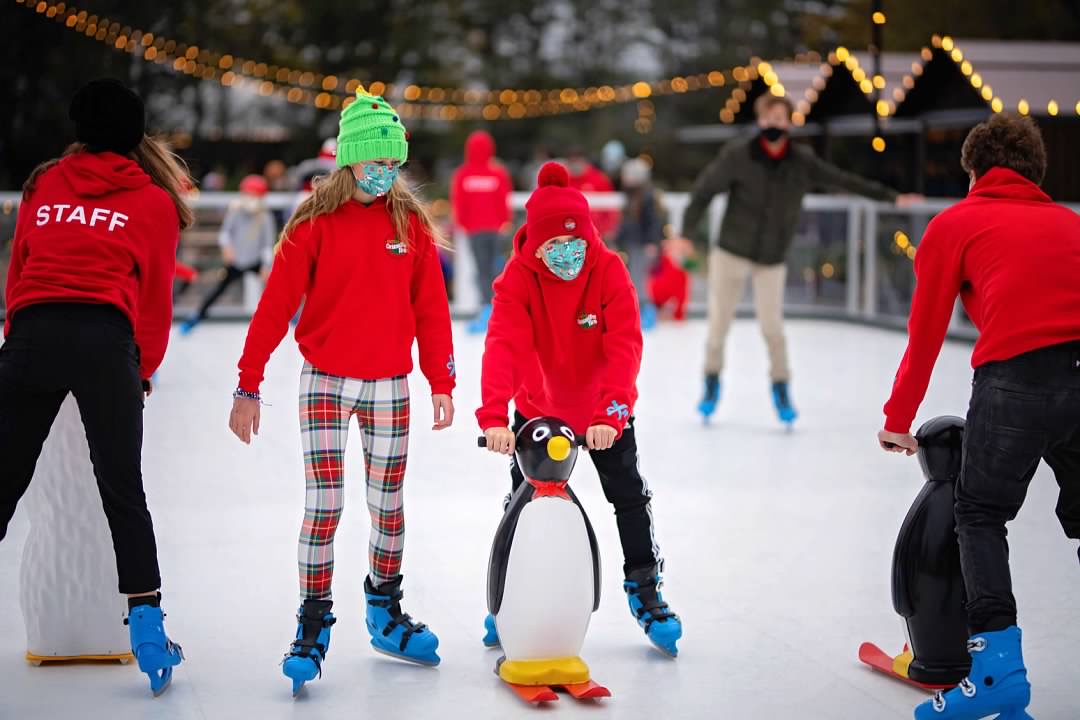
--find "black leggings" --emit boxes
[0,303,161,593]
[510,412,661,575]
[193,262,262,321]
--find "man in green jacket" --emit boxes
[682,94,921,425]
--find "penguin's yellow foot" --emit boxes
[498,656,591,686]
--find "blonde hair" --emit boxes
[280,167,447,251]
[23,137,195,229]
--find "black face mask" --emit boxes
[761,127,787,143]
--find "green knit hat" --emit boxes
[335,89,409,168]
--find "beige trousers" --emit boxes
[704,247,790,382]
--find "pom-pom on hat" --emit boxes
[69,78,145,155]
[336,88,409,168]
[524,162,595,252]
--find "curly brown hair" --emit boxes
[960,113,1046,185]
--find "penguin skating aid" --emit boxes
[859,417,971,691]
[479,419,611,703]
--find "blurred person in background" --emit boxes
[682,93,922,425]
[566,146,621,243]
[180,174,275,334]
[613,157,664,330]
[292,138,338,192]
[879,114,1080,720]
[649,235,695,323]
[450,130,512,334]
[520,144,553,190]
[0,78,189,696]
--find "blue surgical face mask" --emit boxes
[355,163,399,196]
[542,238,587,281]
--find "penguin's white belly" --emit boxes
[497,497,595,660]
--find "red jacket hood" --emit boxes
[968,167,1051,203]
[57,151,151,198]
[465,131,495,165]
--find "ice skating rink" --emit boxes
[1,319,1077,720]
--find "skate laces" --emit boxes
[967,637,987,653]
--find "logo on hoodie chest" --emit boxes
[577,312,598,329]
[385,237,408,256]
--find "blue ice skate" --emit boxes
[467,304,492,335]
[914,626,1032,720]
[771,381,798,427]
[125,602,184,697]
[698,373,721,422]
[281,599,336,697]
[482,612,499,648]
[365,575,440,666]
[624,564,682,658]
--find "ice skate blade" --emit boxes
[149,667,173,697]
[371,644,441,667]
[649,639,679,658]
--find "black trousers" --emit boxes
[193,262,262,321]
[510,412,661,575]
[957,340,1080,633]
[0,303,161,593]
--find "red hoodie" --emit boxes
[883,167,1080,433]
[476,222,642,439]
[568,163,621,239]
[237,198,455,396]
[6,151,178,379]
[450,131,512,233]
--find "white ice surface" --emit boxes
[1,319,1077,719]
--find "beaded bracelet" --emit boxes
[232,388,261,402]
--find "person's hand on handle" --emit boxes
[895,193,926,208]
[484,427,516,455]
[432,394,455,431]
[230,397,261,444]
[586,425,618,451]
[878,429,918,456]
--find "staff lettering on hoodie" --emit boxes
[35,204,129,232]
[6,151,178,380]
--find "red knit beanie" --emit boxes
[524,162,595,255]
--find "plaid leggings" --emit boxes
[298,363,410,600]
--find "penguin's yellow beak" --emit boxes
[547,436,572,462]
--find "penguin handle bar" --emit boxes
[476,435,587,448]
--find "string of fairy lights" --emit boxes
[15,0,823,122]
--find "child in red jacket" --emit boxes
[477,162,682,657]
[879,114,1080,720]
[228,90,455,688]
[649,235,694,321]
